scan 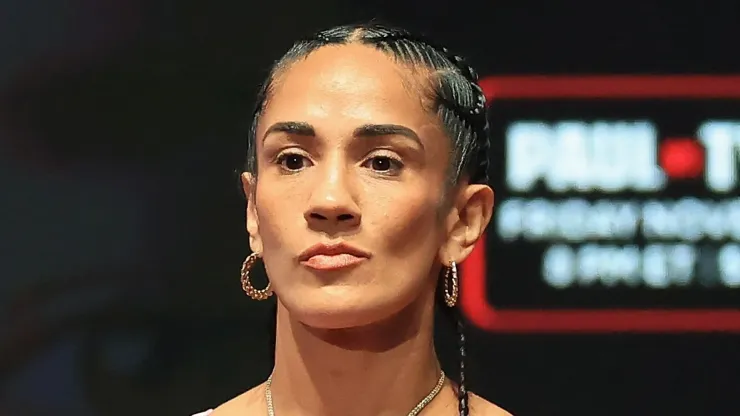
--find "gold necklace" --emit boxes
[265,371,446,416]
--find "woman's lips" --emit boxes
[301,253,367,271]
[298,241,371,271]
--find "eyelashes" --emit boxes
[361,153,404,175]
[275,151,312,172]
[273,150,404,176]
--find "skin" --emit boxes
[211,43,507,415]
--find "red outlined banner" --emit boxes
[461,75,740,333]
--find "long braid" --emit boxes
[439,287,472,416]
[394,32,488,416]
[456,307,469,415]
[374,31,489,416]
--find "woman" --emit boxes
[196,22,508,415]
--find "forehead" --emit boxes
[261,43,433,129]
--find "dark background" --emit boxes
[1,0,738,415]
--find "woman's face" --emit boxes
[245,43,489,329]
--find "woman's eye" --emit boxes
[364,155,403,174]
[277,153,311,172]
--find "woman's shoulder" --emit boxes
[469,391,514,416]
[199,383,266,416]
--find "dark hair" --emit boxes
[252,22,491,416]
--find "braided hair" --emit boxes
[251,23,490,416]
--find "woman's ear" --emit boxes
[438,183,494,264]
[242,172,263,253]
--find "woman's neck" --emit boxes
[269,294,445,416]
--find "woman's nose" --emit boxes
[304,162,361,231]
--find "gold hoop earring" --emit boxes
[444,261,459,307]
[240,252,273,300]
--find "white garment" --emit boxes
[191,410,212,416]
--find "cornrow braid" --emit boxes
[356,25,490,185]
[246,22,491,416]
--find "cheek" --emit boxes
[364,186,445,260]
[252,182,307,294]
[253,180,306,248]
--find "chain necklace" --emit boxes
[265,371,446,416]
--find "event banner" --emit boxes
[462,76,740,332]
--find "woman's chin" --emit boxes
[281,287,405,330]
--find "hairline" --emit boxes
[254,41,465,193]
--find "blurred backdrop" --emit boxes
[1,0,739,415]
